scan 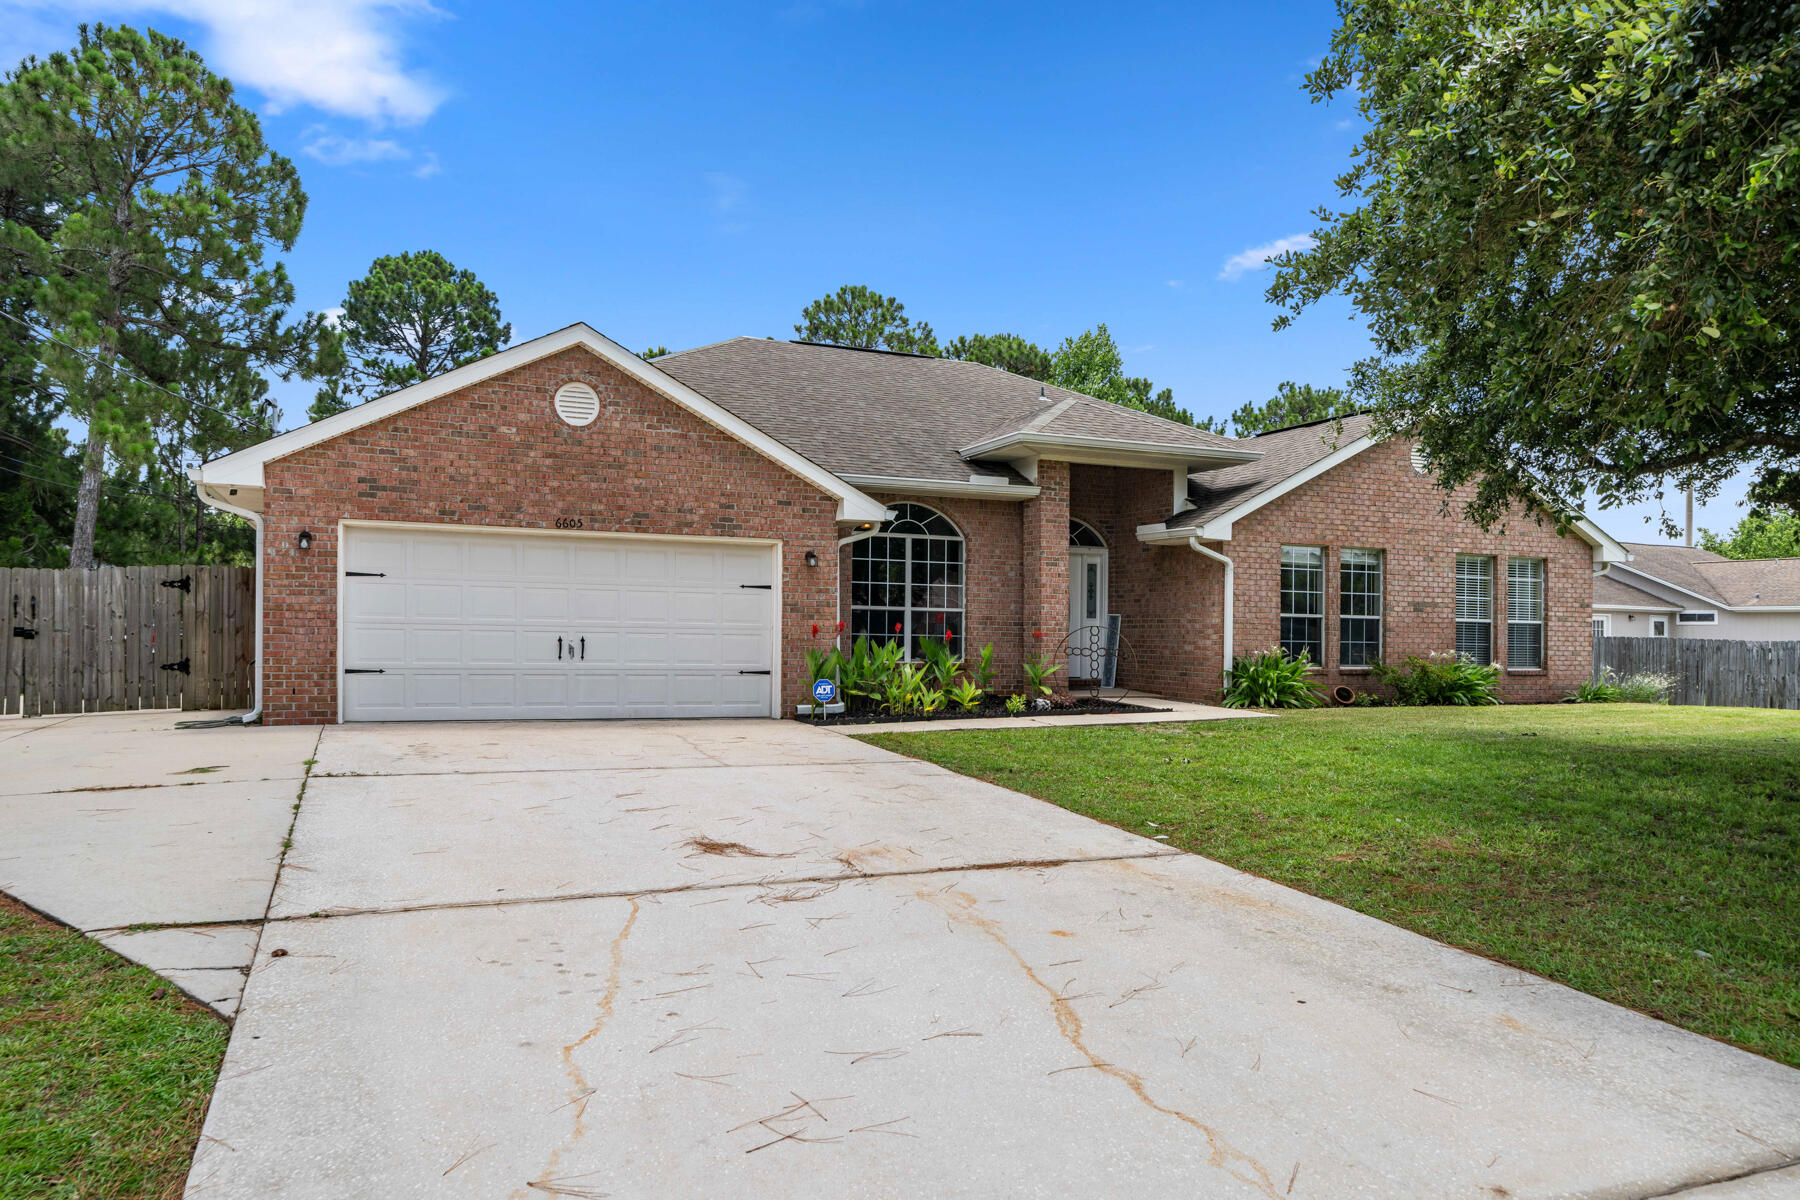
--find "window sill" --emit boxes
[1336,666,1373,674]
[1504,668,1545,675]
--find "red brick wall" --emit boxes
[1200,439,1594,703]
[258,346,840,724]
[1070,464,1222,700]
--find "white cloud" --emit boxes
[8,0,446,123]
[301,132,408,165]
[1218,234,1317,282]
[410,151,440,179]
[1165,279,1184,289]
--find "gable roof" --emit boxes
[191,324,889,524]
[1594,573,1680,610]
[654,338,1257,485]
[1137,412,1628,564]
[1614,542,1800,609]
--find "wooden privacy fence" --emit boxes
[1,565,254,717]
[1593,635,1800,710]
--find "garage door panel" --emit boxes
[410,629,464,665]
[411,583,464,620]
[521,588,569,621]
[341,526,774,721]
[412,539,463,576]
[569,588,621,622]
[465,586,517,621]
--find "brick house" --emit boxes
[191,323,1627,724]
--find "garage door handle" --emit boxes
[739,584,772,590]
[345,571,386,577]
[344,668,386,674]
[739,669,771,675]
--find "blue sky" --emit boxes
[2,0,1751,540]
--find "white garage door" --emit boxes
[340,525,776,721]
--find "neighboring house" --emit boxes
[191,323,1627,725]
[1595,543,1800,641]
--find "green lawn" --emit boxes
[862,705,1800,1066]
[0,897,228,1200]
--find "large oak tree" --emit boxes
[1269,0,1800,528]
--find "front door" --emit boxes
[1067,549,1109,681]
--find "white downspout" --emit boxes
[191,477,263,725]
[1187,538,1234,685]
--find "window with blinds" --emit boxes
[1454,555,1493,663]
[1339,549,1383,666]
[1280,546,1325,663]
[1507,557,1545,669]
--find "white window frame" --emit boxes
[1338,548,1383,667]
[1280,545,1326,664]
[1651,618,1668,637]
[1455,555,1494,663]
[1506,557,1546,670]
[1677,610,1718,625]
[849,502,965,659]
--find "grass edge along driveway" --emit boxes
[862,705,1800,1067]
[0,895,228,1200]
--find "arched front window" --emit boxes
[851,503,964,657]
[1069,519,1106,547]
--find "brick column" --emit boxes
[1020,459,1070,691]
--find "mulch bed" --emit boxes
[799,697,1170,727]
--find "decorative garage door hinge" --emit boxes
[738,583,772,589]
[160,657,191,674]
[160,575,192,592]
[344,571,386,577]
[738,669,771,675]
[343,668,386,674]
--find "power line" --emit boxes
[0,307,281,437]
[0,451,175,502]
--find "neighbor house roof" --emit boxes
[1593,573,1679,610]
[655,338,1256,487]
[1614,542,1800,609]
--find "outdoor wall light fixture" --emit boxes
[297,530,313,551]
[804,550,819,568]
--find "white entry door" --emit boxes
[340,525,776,721]
[1067,548,1109,680]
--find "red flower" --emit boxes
[1033,627,1043,640]
[836,620,845,633]
[894,622,902,633]
[946,628,955,640]
[810,623,820,637]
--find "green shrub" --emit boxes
[1005,693,1027,716]
[969,643,997,690]
[1616,671,1675,703]
[918,636,962,689]
[1370,652,1501,706]
[1565,671,1625,703]
[947,678,984,713]
[1022,653,1061,698]
[1221,649,1324,709]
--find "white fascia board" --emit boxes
[1572,517,1630,565]
[193,322,887,524]
[838,473,1040,501]
[957,430,1262,470]
[1182,435,1381,540]
[1593,602,1681,614]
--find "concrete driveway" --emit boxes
[5,714,1798,1197]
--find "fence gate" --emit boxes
[1,565,254,717]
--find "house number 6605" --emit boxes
[554,517,585,529]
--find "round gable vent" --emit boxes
[553,381,600,428]
[1410,445,1431,476]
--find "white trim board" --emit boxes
[1135,434,1629,565]
[192,323,887,525]
[839,473,1040,501]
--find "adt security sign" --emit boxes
[811,678,838,705]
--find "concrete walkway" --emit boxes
[4,712,1798,1197]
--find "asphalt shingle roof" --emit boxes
[652,338,1244,485]
[1594,573,1679,609]
[1167,413,1376,528]
[1620,542,1800,608]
